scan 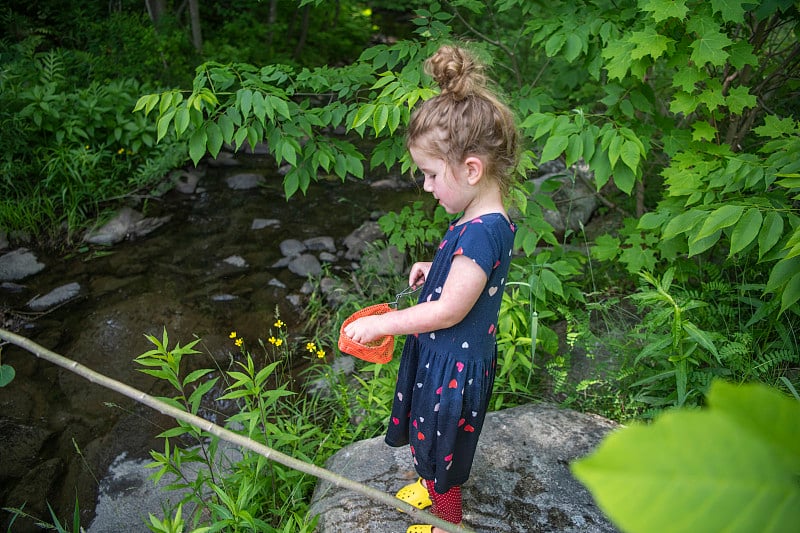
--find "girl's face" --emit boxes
[409,145,474,215]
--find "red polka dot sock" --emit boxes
[424,479,463,524]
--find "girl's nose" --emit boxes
[423,176,434,193]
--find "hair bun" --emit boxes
[425,45,486,100]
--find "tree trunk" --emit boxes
[144,0,167,27]
[293,5,311,60]
[188,0,203,54]
[636,178,645,218]
[267,0,278,47]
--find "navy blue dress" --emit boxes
[385,213,516,494]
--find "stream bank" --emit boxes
[0,150,424,531]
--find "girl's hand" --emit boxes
[343,314,385,344]
[409,261,432,289]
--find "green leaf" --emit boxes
[603,40,635,81]
[691,121,717,142]
[156,110,175,142]
[217,114,234,143]
[619,140,640,172]
[544,32,566,57]
[638,211,669,230]
[758,211,784,259]
[688,230,721,256]
[373,104,389,134]
[591,234,621,261]
[351,103,375,129]
[628,27,671,60]
[0,364,15,387]
[707,381,800,469]
[729,207,762,256]
[281,139,297,166]
[673,67,707,92]
[183,368,214,387]
[539,268,564,297]
[780,272,800,315]
[565,134,583,167]
[754,115,798,139]
[670,91,700,115]
[726,86,757,115]
[693,204,744,241]
[682,321,720,362]
[539,134,569,164]
[563,33,584,63]
[710,0,747,23]
[613,165,636,195]
[689,29,733,67]
[766,256,800,293]
[237,89,253,118]
[571,380,800,533]
[271,96,292,121]
[205,122,223,158]
[189,128,208,165]
[640,0,689,22]
[619,244,657,273]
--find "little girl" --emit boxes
[343,43,519,533]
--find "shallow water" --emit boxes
[0,156,426,529]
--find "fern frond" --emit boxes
[754,349,798,375]
[37,49,65,85]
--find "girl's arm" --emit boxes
[343,255,486,344]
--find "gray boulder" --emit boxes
[308,403,618,533]
[83,207,171,246]
[531,161,598,238]
[225,173,265,190]
[27,282,81,311]
[0,248,45,281]
[288,253,322,277]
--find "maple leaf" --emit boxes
[670,91,700,115]
[640,0,689,22]
[672,66,708,92]
[690,31,733,66]
[725,86,757,114]
[699,79,726,111]
[603,40,636,80]
[710,0,747,23]
[620,243,658,273]
[629,28,673,60]
[692,121,717,142]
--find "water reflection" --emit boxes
[0,159,424,529]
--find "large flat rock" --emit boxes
[309,402,620,532]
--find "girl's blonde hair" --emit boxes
[406,44,520,195]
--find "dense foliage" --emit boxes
[2,0,799,531]
[138,0,799,408]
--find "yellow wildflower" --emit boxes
[316,349,325,359]
[268,336,278,345]
[274,338,283,347]
[306,342,317,352]
[235,338,243,347]
[229,331,237,339]
[274,319,285,328]
[117,147,125,155]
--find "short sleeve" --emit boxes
[451,218,505,277]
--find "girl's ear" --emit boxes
[464,156,483,185]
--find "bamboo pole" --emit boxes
[0,328,471,533]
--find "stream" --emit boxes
[0,151,425,530]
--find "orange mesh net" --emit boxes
[338,303,396,364]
